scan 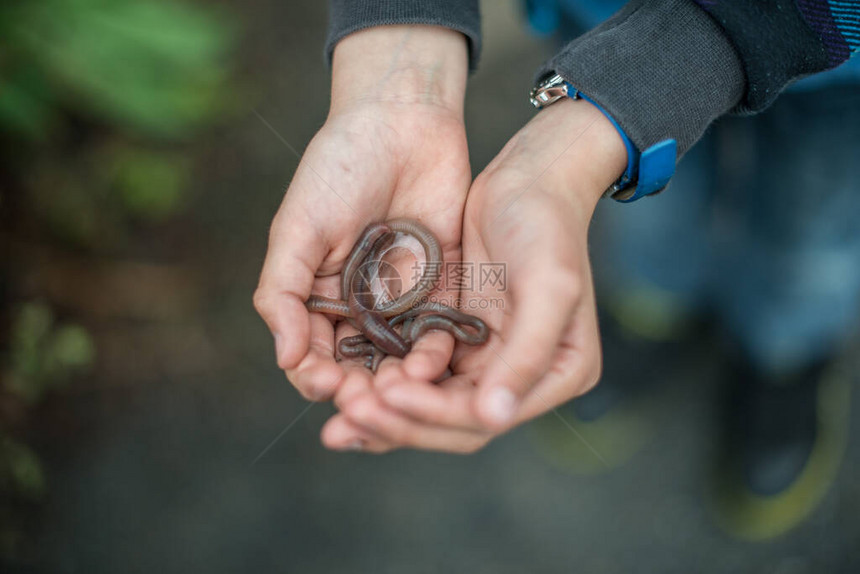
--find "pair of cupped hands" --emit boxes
[254,26,627,453]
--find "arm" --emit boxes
[254,23,472,404]
[692,0,860,110]
[539,0,860,162]
[323,1,860,453]
[326,0,482,70]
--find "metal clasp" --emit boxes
[529,74,569,109]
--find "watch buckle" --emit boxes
[529,74,569,109]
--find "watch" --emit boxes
[529,74,677,202]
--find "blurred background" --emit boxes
[1,0,858,572]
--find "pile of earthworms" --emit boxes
[305,219,489,371]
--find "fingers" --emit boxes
[381,378,480,430]
[474,262,581,430]
[339,392,490,454]
[255,215,351,400]
[285,312,345,401]
[382,315,602,433]
[321,288,600,450]
[327,363,491,454]
[515,304,603,423]
[324,367,398,453]
[401,330,456,381]
[254,214,328,370]
[321,414,397,454]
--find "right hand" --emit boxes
[321,98,626,453]
[254,25,471,403]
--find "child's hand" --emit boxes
[254,26,471,403]
[323,98,627,452]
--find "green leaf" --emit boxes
[10,302,53,380]
[113,148,191,221]
[5,0,236,138]
[5,303,95,402]
[47,324,96,372]
[2,437,46,499]
[0,73,56,140]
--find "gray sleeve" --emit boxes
[326,0,481,71]
[537,0,745,159]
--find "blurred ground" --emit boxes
[12,1,860,572]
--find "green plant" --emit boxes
[0,0,236,141]
[3,302,95,404]
[0,0,238,241]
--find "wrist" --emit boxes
[330,25,468,117]
[529,98,627,212]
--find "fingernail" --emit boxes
[345,440,364,452]
[484,387,517,425]
[274,333,283,358]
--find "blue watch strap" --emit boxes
[620,139,677,202]
[568,87,638,192]
[563,82,677,202]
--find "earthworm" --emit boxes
[305,220,488,370]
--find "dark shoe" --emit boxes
[711,352,851,540]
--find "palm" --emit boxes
[256,102,471,400]
[308,104,470,281]
[316,95,619,452]
[451,186,601,422]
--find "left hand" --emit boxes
[253,26,472,407]
[322,98,629,453]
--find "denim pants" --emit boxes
[594,86,860,373]
[539,3,860,373]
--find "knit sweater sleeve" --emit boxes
[321,0,858,161]
[538,0,860,159]
[325,0,481,71]
[691,0,860,111]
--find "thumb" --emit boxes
[254,212,327,370]
[474,264,581,429]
